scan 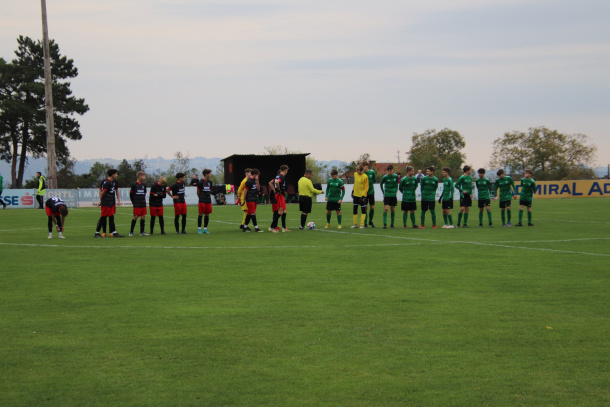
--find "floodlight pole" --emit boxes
[41,0,57,189]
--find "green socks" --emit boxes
[448,214,453,226]
[519,210,523,223]
[430,211,436,226]
[464,213,468,226]
[403,212,408,226]
[488,211,492,225]
[457,212,463,226]
[327,213,331,224]
[337,215,342,225]
[411,213,416,226]
[527,211,532,224]
[383,212,387,225]
[501,210,506,224]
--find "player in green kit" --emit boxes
[517,169,536,226]
[420,166,439,229]
[399,166,419,228]
[362,162,376,228]
[475,168,493,227]
[380,164,399,228]
[324,169,345,229]
[494,169,517,227]
[440,167,454,228]
[454,165,473,227]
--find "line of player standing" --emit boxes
[346,162,537,230]
[43,163,537,239]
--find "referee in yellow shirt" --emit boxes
[298,169,323,230]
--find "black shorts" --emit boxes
[401,201,417,212]
[367,194,375,206]
[421,200,436,212]
[353,196,367,207]
[299,196,312,213]
[383,197,397,206]
[326,201,341,211]
[269,193,277,204]
[499,200,512,209]
[519,200,532,207]
[442,200,454,210]
[460,194,472,207]
[478,199,491,208]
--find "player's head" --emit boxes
[497,169,505,178]
[478,168,486,178]
[59,205,68,217]
[462,165,471,174]
[158,176,167,186]
[442,167,451,177]
[250,168,259,177]
[330,169,338,179]
[192,173,198,179]
[356,164,364,174]
[280,165,289,174]
[386,164,394,174]
[524,169,533,178]
[36,171,42,177]
[176,172,186,182]
[137,171,146,181]
[107,169,118,179]
[406,166,414,176]
[426,166,435,176]
[245,168,252,176]
[202,169,212,179]
[304,169,313,179]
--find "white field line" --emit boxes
[0,242,426,250]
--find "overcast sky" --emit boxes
[2,0,609,168]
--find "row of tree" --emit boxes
[344,127,597,182]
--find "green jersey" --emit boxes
[520,177,536,202]
[380,174,399,198]
[420,176,439,201]
[0,174,3,192]
[364,170,375,195]
[495,177,515,201]
[399,176,419,202]
[475,177,492,200]
[325,178,345,202]
[455,174,473,196]
[442,177,454,201]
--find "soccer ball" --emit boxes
[307,221,316,230]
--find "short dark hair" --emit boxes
[386,164,393,171]
[426,166,435,173]
[463,165,471,173]
[330,169,338,176]
[245,168,252,174]
[202,169,212,176]
[250,168,259,175]
[442,166,451,174]
[478,168,486,174]
[59,206,69,216]
[406,166,413,173]
[305,169,313,175]
[280,165,289,172]
[107,169,118,177]
[525,168,533,175]
[497,169,505,176]
[176,172,185,179]
[36,171,42,176]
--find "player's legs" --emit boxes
[383,204,389,227]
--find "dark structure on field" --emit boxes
[222,154,309,198]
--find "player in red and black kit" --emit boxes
[168,172,188,234]
[129,171,148,236]
[95,169,124,238]
[242,168,263,232]
[45,196,69,239]
[197,169,213,234]
[149,176,167,235]
[269,164,290,232]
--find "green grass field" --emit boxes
[1,199,609,406]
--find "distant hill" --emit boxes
[0,157,350,185]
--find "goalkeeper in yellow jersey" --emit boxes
[236,168,251,230]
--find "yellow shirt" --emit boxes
[237,177,248,206]
[353,172,369,198]
[298,176,322,198]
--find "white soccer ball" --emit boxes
[307,221,316,230]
